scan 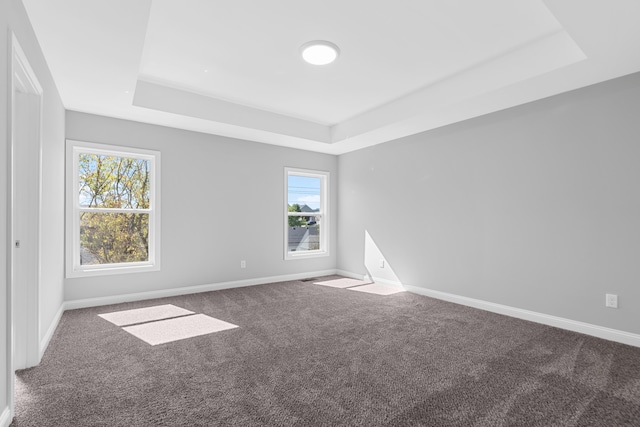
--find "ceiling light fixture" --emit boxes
[300,40,340,65]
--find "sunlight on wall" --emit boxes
[364,230,403,287]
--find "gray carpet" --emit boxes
[11,276,640,426]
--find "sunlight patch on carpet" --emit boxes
[348,283,404,295]
[122,314,238,345]
[98,304,194,326]
[313,278,371,288]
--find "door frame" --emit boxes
[7,31,43,419]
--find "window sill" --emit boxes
[66,262,160,279]
[285,250,329,261]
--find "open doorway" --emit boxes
[8,33,43,418]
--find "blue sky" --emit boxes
[288,175,320,210]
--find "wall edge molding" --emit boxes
[369,276,404,289]
[64,269,338,310]
[336,269,640,348]
[403,283,640,348]
[335,270,403,289]
[335,269,367,281]
[39,304,65,359]
[0,407,11,427]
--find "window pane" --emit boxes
[78,154,150,209]
[80,212,149,265]
[288,216,321,252]
[287,175,321,213]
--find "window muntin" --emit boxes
[285,168,329,259]
[66,141,160,277]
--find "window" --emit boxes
[66,140,160,277]
[285,167,329,260]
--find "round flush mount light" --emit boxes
[300,40,340,65]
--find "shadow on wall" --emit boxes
[364,230,403,287]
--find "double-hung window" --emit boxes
[285,167,329,260]
[66,140,161,277]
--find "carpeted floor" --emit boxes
[11,276,640,426]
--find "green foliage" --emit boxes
[78,154,151,265]
[288,203,307,228]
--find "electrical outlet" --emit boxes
[606,293,618,308]
[240,260,246,269]
[379,259,385,268]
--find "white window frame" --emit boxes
[65,140,161,278]
[284,167,329,260]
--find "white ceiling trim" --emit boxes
[133,79,331,143]
[331,29,586,149]
[20,0,640,155]
[132,29,585,152]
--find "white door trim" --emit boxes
[7,32,43,420]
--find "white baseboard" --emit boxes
[337,269,640,348]
[369,276,404,289]
[64,269,339,310]
[403,284,640,348]
[335,269,368,281]
[40,303,65,359]
[0,407,11,427]
[63,267,640,347]
[335,269,404,288]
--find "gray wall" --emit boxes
[338,72,640,335]
[65,112,337,302]
[1,0,66,419]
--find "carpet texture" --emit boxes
[11,276,640,426]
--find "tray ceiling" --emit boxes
[22,0,640,154]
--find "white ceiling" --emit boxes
[21,0,640,155]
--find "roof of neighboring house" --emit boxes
[299,204,319,213]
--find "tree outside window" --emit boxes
[78,154,150,265]
[66,141,160,277]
